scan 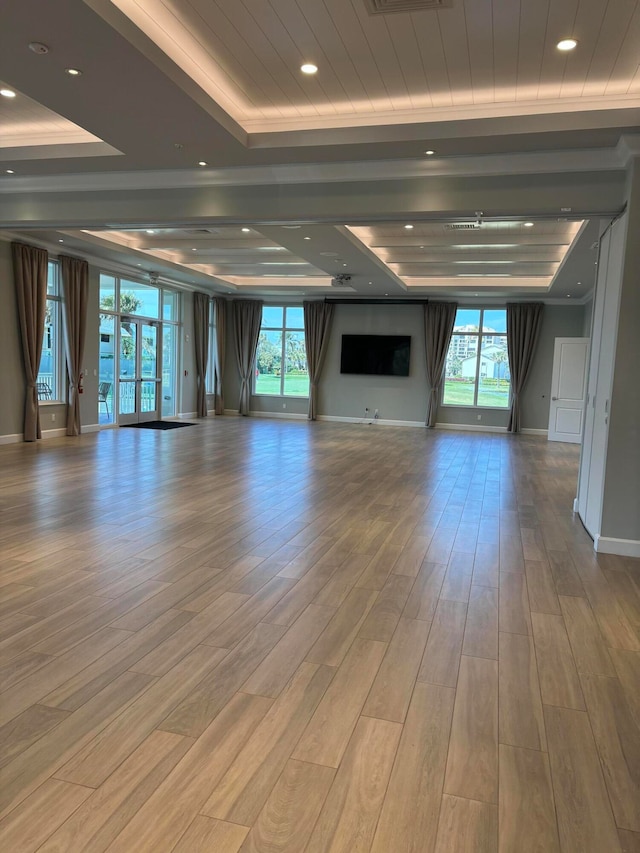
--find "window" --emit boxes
[255,306,309,397]
[443,308,510,408]
[206,299,217,395]
[38,261,63,402]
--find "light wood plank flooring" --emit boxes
[0,418,639,852]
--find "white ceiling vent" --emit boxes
[444,223,481,230]
[364,0,450,14]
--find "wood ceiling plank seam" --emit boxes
[515,0,550,103]
[322,0,394,112]
[628,63,640,94]
[582,0,637,98]
[605,1,640,95]
[537,0,580,101]
[382,14,420,109]
[266,0,359,115]
[350,0,412,109]
[435,2,474,106]
[559,0,608,100]
[131,0,262,117]
[236,0,331,116]
[178,0,278,116]
[209,0,307,116]
[385,13,433,109]
[293,0,376,113]
[491,0,522,103]
[411,7,452,107]
[461,0,495,105]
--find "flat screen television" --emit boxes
[340,334,411,377]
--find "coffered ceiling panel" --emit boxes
[107,0,640,131]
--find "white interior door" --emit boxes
[548,338,589,443]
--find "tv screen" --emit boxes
[340,335,411,377]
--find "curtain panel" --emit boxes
[232,299,263,416]
[60,255,89,436]
[213,296,227,415]
[303,301,334,421]
[423,301,457,428]
[193,292,210,418]
[12,242,48,442]
[506,302,544,433]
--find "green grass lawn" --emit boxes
[255,373,310,396]
[443,380,510,408]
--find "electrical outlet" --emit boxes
[374,409,379,419]
[283,403,286,409]
[477,414,482,421]
[51,413,56,422]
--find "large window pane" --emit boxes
[284,331,309,396]
[163,290,178,321]
[38,298,58,400]
[255,330,283,395]
[285,306,304,329]
[162,325,177,417]
[47,263,58,295]
[477,334,510,407]
[262,306,283,328]
[483,309,507,333]
[119,279,159,318]
[99,274,116,311]
[99,313,115,424]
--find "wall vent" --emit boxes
[444,223,481,230]
[331,274,353,288]
[364,0,449,14]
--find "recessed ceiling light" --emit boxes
[192,248,197,251]
[198,161,207,166]
[404,224,414,230]
[557,38,577,51]
[58,239,64,243]
[5,169,15,174]
[0,88,16,98]
[303,236,311,240]
[566,294,571,297]
[241,227,251,232]
[300,63,318,74]
[146,229,155,234]
[384,292,388,295]
[425,150,435,156]
[524,222,534,227]
[342,263,348,267]
[65,68,82,76]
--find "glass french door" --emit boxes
[118,318,160,424]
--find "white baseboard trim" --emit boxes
[0,433,22,445]
[521,428,548,436]
[41,428,67,439]
[594,535,640,558]
[573,497,580,513]
[82,424,101,434]
[435,422,504,433]
[177,412,197,420]
[250,410,308,421]
[318,414,424,428]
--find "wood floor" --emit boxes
[1,418,639,853]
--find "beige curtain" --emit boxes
[424,301,457,428]
[232,299,263,415]
[303,301,334,421]
[507,302,544,433]
[193,292,210,418]
[60,255,89,436]
[12,242,48,442]
[213,296,227,415]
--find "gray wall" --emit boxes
[222,299,589,432]
[601,161,640,542]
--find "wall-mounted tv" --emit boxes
[340,334,411,377]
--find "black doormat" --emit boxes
[120,421,196,430]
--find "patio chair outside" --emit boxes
[99,381,112,416]
[37,381,53,401]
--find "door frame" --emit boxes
[118,316,161,425]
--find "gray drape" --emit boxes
[303,301,334,421]
[507,302,544,433]
[213,296,227,415]
[12,242,48,442]
[60,255,89,436]
[193,292,210,418]
[424,301,457,428]
[232,299,263,415]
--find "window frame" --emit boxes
[441,308,511,410]
[206,299,216,395]
[253,305,309,398]
[38,261,65,404]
